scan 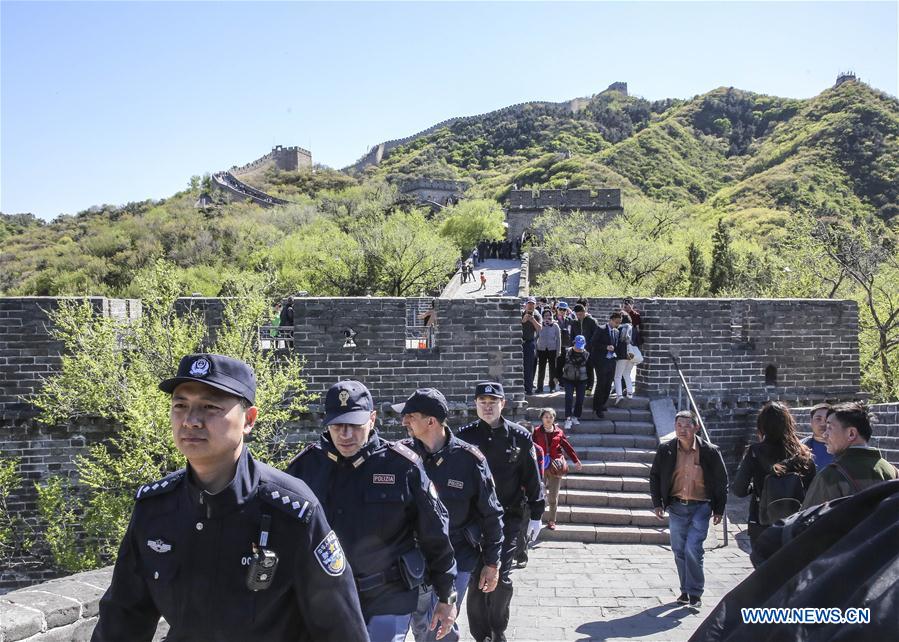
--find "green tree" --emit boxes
[437,199,506,253]
[0,458,34,567]
[368,210,459,296]
[811,217,899,400]
[687,242,707,296]
[31,259,308,570]
[709,219,737,294]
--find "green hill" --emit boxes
[2,78,898,397]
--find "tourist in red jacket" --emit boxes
[533,408,582,530]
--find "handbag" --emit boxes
[548,456,569,477]
[628,344,644,364]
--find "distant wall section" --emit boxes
[230,145,312,176]
[506,188,623,241]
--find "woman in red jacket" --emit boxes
[533,408,582,530]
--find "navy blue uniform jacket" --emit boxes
[92,446,367,642]
[457,418,545,519]
[287,431,457,617]
[403,429,504,572]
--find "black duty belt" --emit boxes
[356,565,402,593]
[671,497,709,506]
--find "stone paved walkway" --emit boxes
[409,498,754,641]
[441,259,522,298]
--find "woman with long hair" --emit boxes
[733,401,816,563]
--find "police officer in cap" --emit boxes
[93,354,367,642]
[457,382,545,642]
[287,380,458,642]
[394,388,504,642]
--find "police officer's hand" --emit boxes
[430,601,457,640]
[526,519,542,543]
[653,506,665,520]
[479,563,500,593]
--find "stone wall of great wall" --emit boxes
[4,294,898,600]
[350,99,589,172]
[347,82,629,172]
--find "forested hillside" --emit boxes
[1,78,897,397]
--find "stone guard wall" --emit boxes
[0,294,867,593]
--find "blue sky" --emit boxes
[2,1,897,220]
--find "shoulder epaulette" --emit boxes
[387,440,422,465]
[457,421,479,433]
[288,442,320,466]
[509,422,533,441]
[259,480,316,524]
[456,440,486,463]
[136,469,185,500]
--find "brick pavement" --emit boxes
[411,499,755,641]
[441,258,522,298]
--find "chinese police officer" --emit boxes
[287,380,458,642]
[395,388,504,642]
[457,382,545,642]
[92,354,368,642]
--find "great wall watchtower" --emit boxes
[230,145,312,176]
[505,188,624,241]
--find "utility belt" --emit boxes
[356,548,426,593]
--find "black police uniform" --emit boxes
[457,389,545,642]
[287,430,457,621]
[403,429,504,574]
[93,446,368,642]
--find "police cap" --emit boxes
[475,382,505,399]
[323,380,374,426]
[391,388,448,422]
[159,354,256,405]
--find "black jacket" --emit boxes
[690,480,899,642]
[404,429,504,572]
[570,314,599,348]
[650,435,729,516]
[457,418,546,520]
[732,441,816,524]
[93,447,367,642]
[287,431,456,618]
[589,323,620,366]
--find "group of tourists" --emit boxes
[522,296,643,426]
[650,399,898,615]
[473,239,521,263]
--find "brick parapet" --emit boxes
[0,297,140,416]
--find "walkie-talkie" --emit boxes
[246,514,278,591]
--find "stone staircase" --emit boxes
[524,392,669,545]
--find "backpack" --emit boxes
[562,349,588,381]
[759,470,806,525]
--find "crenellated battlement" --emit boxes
[230,145,312,176]
[509,188,622,210]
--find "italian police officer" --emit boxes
[287,380,458,642]
[395,388,505,642]
[457,382,545,642]
[92,354,368,642]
